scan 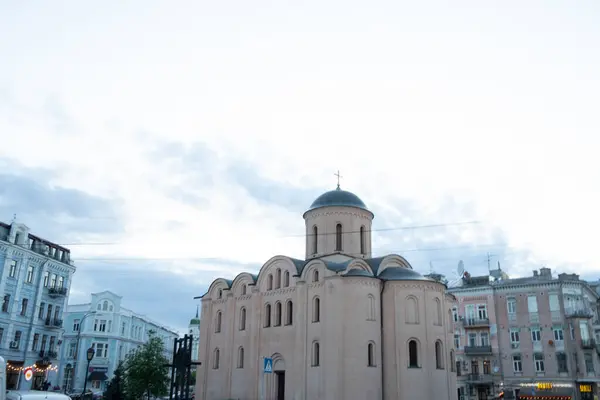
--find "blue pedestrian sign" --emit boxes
[263,357,273,373]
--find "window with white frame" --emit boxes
[579,321,590,341]
[527,295,538,313]
[468,333,477,346]
[531,327,541,342]
[512,354,522,372]
[480,332,489,346]
[94,319,107,332]
[454,333,460,349]
[452,307,458,322]
[50,274,57,288]
[26,266,34,283]
[73,319,80,332]
[510,328,520,344]
[477,305,487,319]
[8,260,17,278]
[534,353,544,372]
[549,294,560,311]
[553,326,564,341]
[507,297,516,314]
[93,342,109,358]
[43,271,49,287]
[68,341,76,358]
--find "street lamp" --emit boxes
[81,347,95,398]
[73,311,97,392]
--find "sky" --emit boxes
[0,0,599,334]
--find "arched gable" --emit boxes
[300,259,328,282]
[256,255,300,291]
[204,278,233,299]
[376,254,413,276]
[346,259,375,275]
[231,272,257,296]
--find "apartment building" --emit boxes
[449,266,600,400]
[58,291,179,393]
[0,218,75,390]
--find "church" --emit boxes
[194,185,458,400]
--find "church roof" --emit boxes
[304,187,371,216]
[378,267,434,282]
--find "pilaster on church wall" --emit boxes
[322,276,343,399]
[225,292,235,398]
[250,285,262,400]
[292,280,308,400]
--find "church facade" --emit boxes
[195,186,458,400]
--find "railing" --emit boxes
[466,374,494,383]
[45,318,63,328]
[39,350,58,359]
[581,339,596,349]
[564,308,594,319]
[48,287,68,296]
[464,345,493,355]
[463,318,490,328]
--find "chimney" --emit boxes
[533,270,539,277]
[540,267,552,278]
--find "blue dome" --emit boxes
[305,188,370,214]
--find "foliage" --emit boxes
[190,370,196,386]
[123,331,170,400]
[104,361,125,400]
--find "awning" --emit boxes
[87,371,108,381]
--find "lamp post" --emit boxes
[81,347,95,398]
[73,311,97,392]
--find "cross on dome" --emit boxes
[334,170,343,190]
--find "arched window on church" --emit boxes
[312,342,320,366]
[312,269,319,282]
[360,226,365,254]
[408,339,419,368]
[213,348,220,369]
[237,347,244,368]
[264,304,271,327]
[447,308,453,331]
[215,311,222,333]
[217,289,222,299]
[239,307,246,331]
[276,268,281,289]
[434,298,442,326]
[313,226,318,255]
[267,274,273,291]
[405,296,419,324]
[275,302,282,326]
[283,271,290,287]
[367,342,375,367]
[313,297,320,323]
[335,223,343,251]
[285,300,293,325]
[435,340,444,369]
[367,294,375,321]
[241,284,247,295]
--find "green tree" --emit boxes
[104,361,125,400]
[123,331,170,400]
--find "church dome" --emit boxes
[305,187,370,214]
[189,318,200,325]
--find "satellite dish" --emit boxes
[457,260,465,276]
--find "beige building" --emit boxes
[194,186,458,400]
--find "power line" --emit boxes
[52,220,481,246]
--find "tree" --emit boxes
[124,331,170,400]
[104,361,125,400]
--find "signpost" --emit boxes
[261,358,272,400]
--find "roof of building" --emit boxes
[304,187,371,215]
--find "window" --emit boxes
[215,311,222,333]
[121,322,126,335]
[32,334,39,351]
[480,332,489,346]
[549,294,560,311]
[468,333,477,346]
[477,305,488,320]
[39,303,45,319]
[312,269,319,282]
[285,301,293,325]
[507,297,516,316]
[49,336,56,351]
[335,224,342,251]
[510,328,520,344]
[264,304,271,327]
[367,294,375,321]
[217,289,222,299]
[237,347,244,368]
[312,226,318,255]
[275,302,282,326]
[367,342,375,367]
[20,298,28,316]
[8,260,16,278]
[107,320,112,332]
[50,274,56,288]
[434,298,442,326]
[26,266,34,283]
[405,296,419,324]
[556,352,568,373]
[239,308,246,331]
[2,295,10,312]
[213,348,220,369]
[513,354,522,372]
[579,321,590,340]
[312,297,320,322]
[585,353,594,373]
[531,327,541,342]
[102,301,108,311]
[283,271,290,287]
[408,340,419,368]
[553,327,564,341]
[312,342,320,366]
[241,284,247,295]
[43,271,49,287]
[94,319,107,332]
[452,306,458,322]
[534,353,545,372]
[275,269,281,289]
[528,295,538,312]
[360,226,365,254]
[435,341,444,369]
[267,274,273,291]
[454,334,460,349]
[58,276,64,289]
[40,335,47,351]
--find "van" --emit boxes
[6,391,72,400]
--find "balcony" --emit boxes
[581,339,596,349]
[466,374,494,384]
[464,345,493,355]
[44,318,63,328]
[463,318,490,328]
[48,286,68,297]
[39,350,58,359]
[564,307,594,319]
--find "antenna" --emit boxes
[485,252,495,271]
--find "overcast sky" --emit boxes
[1,0,598,333]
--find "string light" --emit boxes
[6,363,58,373]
